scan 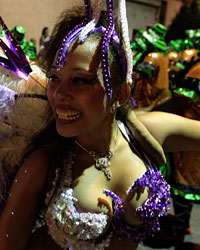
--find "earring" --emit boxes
[110,101,120,113]
[116,101,121,108]
[110,103,116,113]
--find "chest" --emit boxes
[71,139,148,215]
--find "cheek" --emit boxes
[47,82,55,98]
[47,85,55,107]
[80,91,105,116]
[91,94,109,116]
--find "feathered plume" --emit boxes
[118,0,133,84]
[78,0,102,43]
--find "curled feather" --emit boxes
[78,19,96,43]
[78,0,102,43]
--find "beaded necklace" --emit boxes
[75,140,114,180]
[74,125,119,181]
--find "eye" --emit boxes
[47,74,58,81]
[47,74,60,85]
[72,77,97,85]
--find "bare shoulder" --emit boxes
[3,146,50,205]
[20,147,50,190]
[0,147,50,250]
[125,111,166,165]
[25,147,49,168]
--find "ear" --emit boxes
[117,82,131,105]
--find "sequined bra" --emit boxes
[45,121,171,250]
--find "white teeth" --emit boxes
[56,110,81,120]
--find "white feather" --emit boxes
[78,0,102,43]
[118,0,133,84]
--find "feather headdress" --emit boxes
[56,0,133,100]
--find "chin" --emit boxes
[56,123,79,138]
[56,127,76,138]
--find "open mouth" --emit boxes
[56,110,81,121]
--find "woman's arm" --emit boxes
[137,111,200,152]
[125,111,166,165]
[0,148,49,250]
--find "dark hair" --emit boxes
[42,27,49,36]
[41,6,85,71]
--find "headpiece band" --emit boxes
[56,0,133,100]
[0,17,32,80]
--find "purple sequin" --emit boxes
[127,169,171,222]
[129,96,137,109]
[0,85,16,111]
[56,0,92,68]
[103,169,171,242]
[103,189,125,218]
[101,0,115,100]
[0,17,32,79]
[94,27,127,83]
[56,24,86,68]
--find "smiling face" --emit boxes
[47,37,121,138]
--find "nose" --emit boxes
[53,80,74,101]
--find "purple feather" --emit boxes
[0,17,32,79]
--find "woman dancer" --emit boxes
[0,1,200,250]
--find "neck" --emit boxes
[75,119,119,156]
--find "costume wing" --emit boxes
[0,63,53,212]
[0,18,53,212]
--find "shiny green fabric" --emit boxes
[174,88,199,102]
